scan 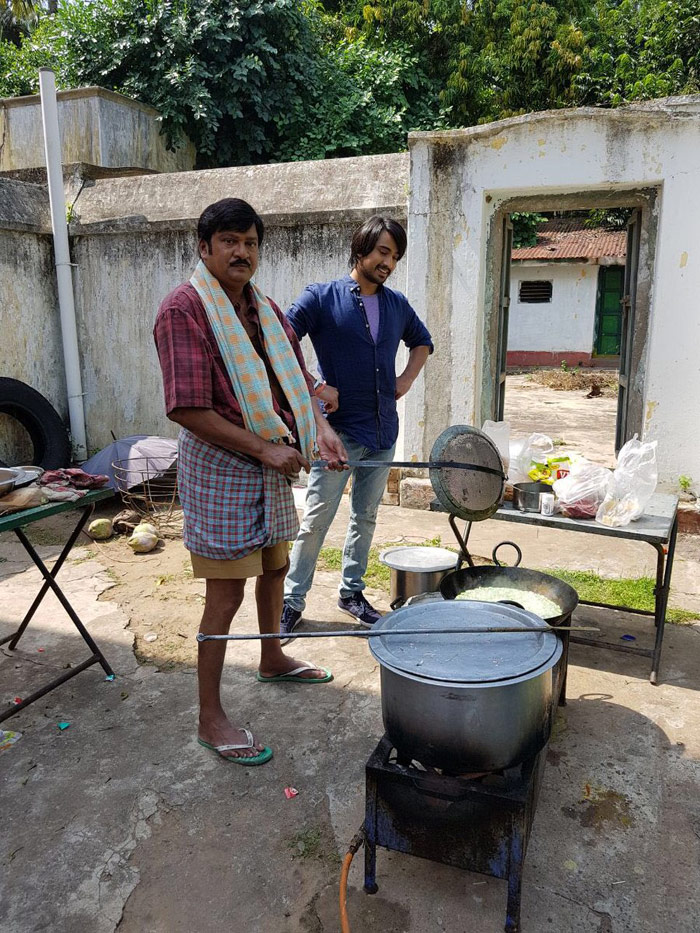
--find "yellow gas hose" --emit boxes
[339,828,366,933]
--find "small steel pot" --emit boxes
[379,546,459,609]
[512,481,552,512]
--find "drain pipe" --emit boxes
[39,67,88,462]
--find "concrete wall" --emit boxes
[66,153,408,451]
[406,97,700,487]
[0,87,194,175]
[0,178,65,462]
[508,261,600,363]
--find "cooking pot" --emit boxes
[369,600,563,773]
[439,565,578,626]
[512,481,551,513]
[379,546,459,609]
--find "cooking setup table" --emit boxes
[0,488,114,723]
[337,427,682,930]
[440,491,680,685]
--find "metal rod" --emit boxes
[312,459,504,479]
[197,624,599,642]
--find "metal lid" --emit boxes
[379,546,459,573]
[369,600,560,684]
[429,425,505,522]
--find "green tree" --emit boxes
[1,0,36,43]
[577,0,700,105]
[332,0,595,126]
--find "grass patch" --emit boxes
[71,549,97,565]
[287,826,340,864]
[317,536,452,592]
[543,568,699,624]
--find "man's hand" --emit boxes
[317,383,339,413]
[395,372,414,400]
[258,442,310,476]
[317,424,348,471]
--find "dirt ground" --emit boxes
[503,373,618,467]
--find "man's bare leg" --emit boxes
[198,577,266,759]
[256,560,327,679]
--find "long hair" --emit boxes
[349,215,407,268]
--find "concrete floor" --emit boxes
[2,499,700,933]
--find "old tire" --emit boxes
[0,378,72,469]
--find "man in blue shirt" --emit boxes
[280,216,433,639]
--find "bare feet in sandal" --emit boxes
[198,714,268,761]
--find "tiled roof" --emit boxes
[511,219,627,261]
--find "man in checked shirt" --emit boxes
[154,198,346,765]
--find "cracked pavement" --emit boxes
[1,499,700,932]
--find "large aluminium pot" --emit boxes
[369,600,563,773]
[439,565,578,626]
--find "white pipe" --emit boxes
[39,68,88,461]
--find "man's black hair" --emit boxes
[349,215,407,268]
[197,198,264,247]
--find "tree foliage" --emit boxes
[0,0,698,168]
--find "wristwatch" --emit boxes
[313,378,326,396]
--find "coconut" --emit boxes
[133,522,158,537]
[87,518,113,540]
[128,530,159,553]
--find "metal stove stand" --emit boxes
[364,735,547,933]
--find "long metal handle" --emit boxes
[197,624,598,642]
[312,459,505,479]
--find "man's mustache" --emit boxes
[230,259,251,267]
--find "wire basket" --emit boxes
[112,458,182,534]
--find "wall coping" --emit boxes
[408,95,700,147]
[0,85,159,115]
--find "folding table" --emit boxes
[0,488,114,722]
[440,492,680,685]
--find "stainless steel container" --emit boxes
[369,600,562,772]
[512,481,552,513]
[0,467,17,497]
[379,546,459,608]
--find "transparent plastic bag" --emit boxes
[596,436,658,527]
[482,420,510,473]
[510,433,554,484]
[553,459,611,519]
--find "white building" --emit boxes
[508,219,626,368]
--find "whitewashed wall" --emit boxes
[509,262,598,354]
[406,97,700,487]
[0,154,409,455]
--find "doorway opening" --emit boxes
[488,192,657,473]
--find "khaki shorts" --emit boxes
[190,541,289,579]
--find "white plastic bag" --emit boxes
[482,420,511,472]
[553,459,611,519]
[511,433,554,482]
[596,436,658,527]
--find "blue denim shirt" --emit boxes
[286,275,433,450]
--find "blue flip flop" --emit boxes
[198,731,273,766]
[256,661,333,685]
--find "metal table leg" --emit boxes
[650,516,678,685]
[0,502,114,723]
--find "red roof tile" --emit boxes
[511,219,627,261]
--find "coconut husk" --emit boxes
[113,508,142,534]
